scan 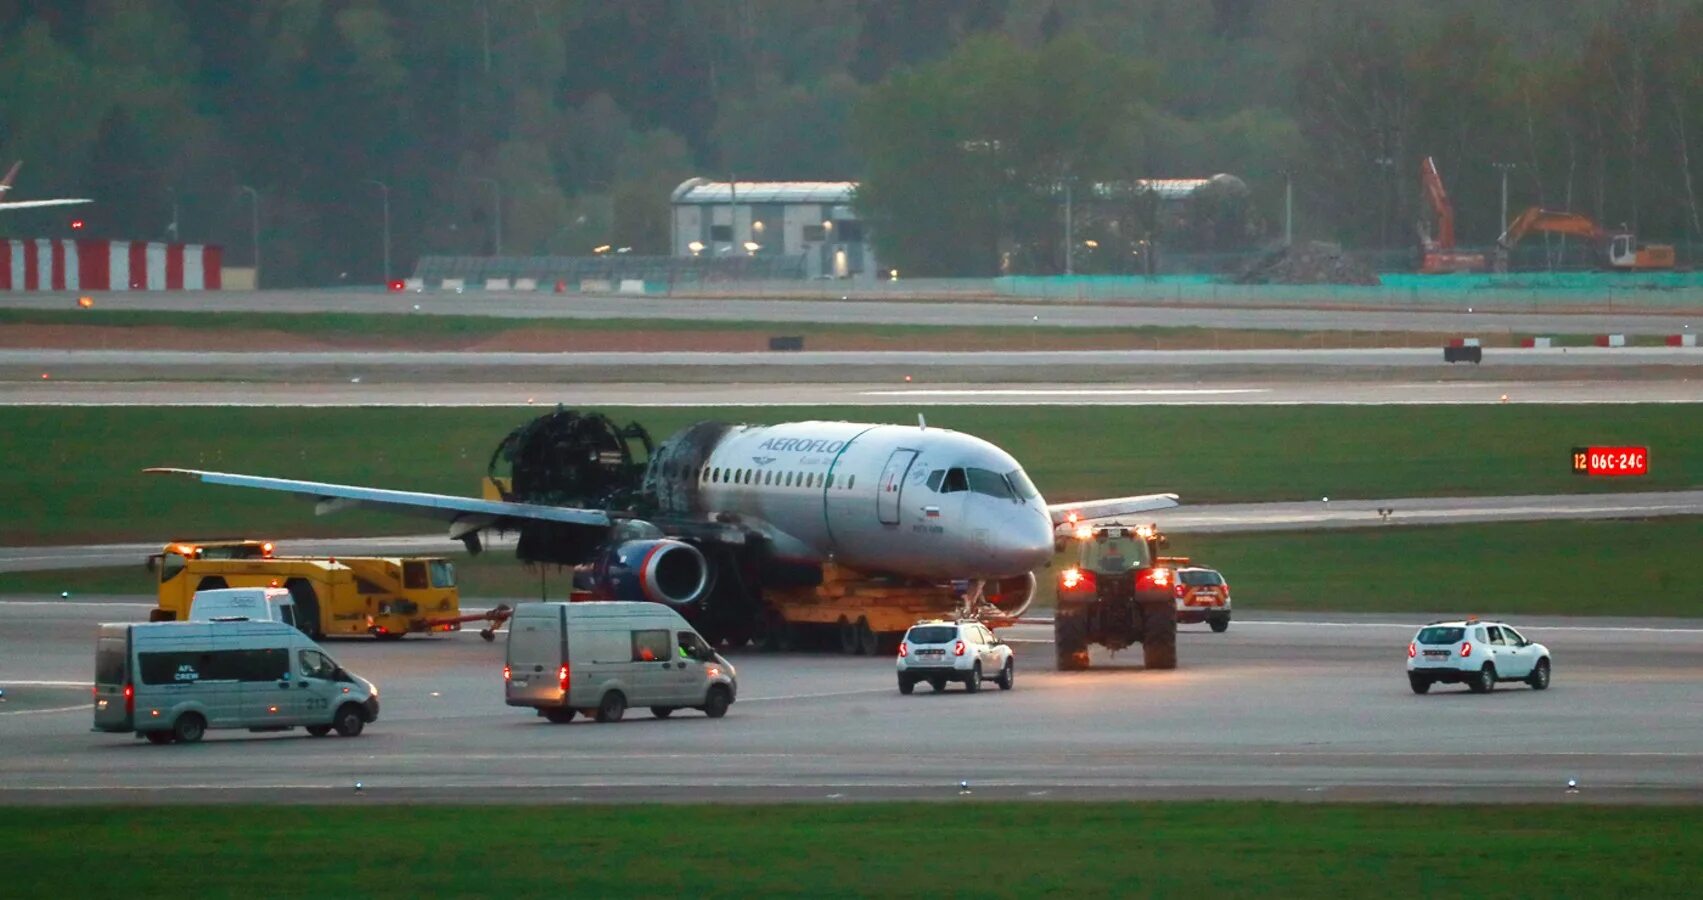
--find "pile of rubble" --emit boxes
[1230,241,1382,286]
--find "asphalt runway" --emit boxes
[5,492,1700,575]
[3,597,1700,804]
[6,378,1701,407]
[6,346,1702,373]
[3,290,1699,334]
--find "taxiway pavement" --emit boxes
[3,290,1699,334]
[2,598,1699,804]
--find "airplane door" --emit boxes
[876,449,919,525]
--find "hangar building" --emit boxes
[670,179,878,281]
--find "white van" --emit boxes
[189,587,299,630]
[92,620,379,744]
[504,601,737,724]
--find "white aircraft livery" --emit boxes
[151,412,1176,645]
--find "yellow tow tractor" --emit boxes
[147,539,504,640]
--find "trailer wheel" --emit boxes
[855,617,879,656]
[836,615,858,654]
[1054,610,1090,671]
[756,610,791,652]
[1140,601,1178,670]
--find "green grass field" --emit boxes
[9,518,1698,619]
[0,803,1696,896]
[3,405,1697,544]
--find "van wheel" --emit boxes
[703,686,732,719]
[172,713,206,744]
[306,725,333,737]
[596,691,627,723]
[543,708,576,724]
[650,706,675,719]
[333,704,366,736]
[144,731,174,745]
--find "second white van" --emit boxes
[188,587,299,631]
[504,601,736,723]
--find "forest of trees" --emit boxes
[3,0,1701,282]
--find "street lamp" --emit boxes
[165,186,179,241]
[238,185,260,288]
[472,177,502,256]
[1491,162,1516,237]
[364,179,391,283]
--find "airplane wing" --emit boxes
[1048,493,1179,525]
[145,467,611,544]
[0,197,93,210]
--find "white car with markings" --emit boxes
[1406,619,1551,694]
[896,620,1014,694]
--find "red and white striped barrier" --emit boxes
[1666,334,1697,347]
[1593,334,1627,347]
[1519,337,1553,348]
[0,239,222,291]
[1446,337,1481,348]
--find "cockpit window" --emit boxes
[965,468,1013,500]
[939,468,968,493]
[1006,468,1039,499]
[925,469,944,491]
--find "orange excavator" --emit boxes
[1418,157,1488,274]
[1495,207,1675,272]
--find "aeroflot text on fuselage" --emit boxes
[757,438,848,454]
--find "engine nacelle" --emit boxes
[593,539,709,607]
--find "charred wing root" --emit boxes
[487,407,653,565]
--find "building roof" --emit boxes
[672,178,857,205]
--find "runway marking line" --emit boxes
[0,704,86,717]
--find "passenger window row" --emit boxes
[700,466,855,491]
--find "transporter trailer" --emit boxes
[1052,523,1178,670]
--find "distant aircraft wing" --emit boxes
[146,468,611,544]
[0,197,93,210]
[1048,493,1179,525]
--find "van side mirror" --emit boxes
[145,554,160,573]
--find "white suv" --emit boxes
[1406,619,1551,694]
[897,620,1014,694]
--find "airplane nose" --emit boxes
[993,504,1056,571]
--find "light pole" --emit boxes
[472,177,502,256]
[1281,169,1294,247]
[364,179,391,283]
[1374,156,1395,250]
[165,186,179,241]
[239,185,260,288]
[1491,162,1516,237]
[1063,174,1075,275]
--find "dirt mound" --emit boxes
[1231,241,1382,286]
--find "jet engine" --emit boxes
[593,539,710,607]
